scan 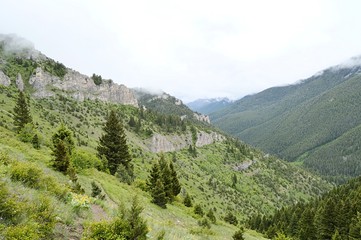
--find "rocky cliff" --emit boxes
[0,70,10,86]
[28,67,138,106]
[146,130,225,153]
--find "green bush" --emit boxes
[71,149,102,171]
[10,162,42,189]
[3,223,40,240]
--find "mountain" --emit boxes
[211,56,361,182]
[187,98,233,114]
[0,34,332,239]
[134,88,211,124]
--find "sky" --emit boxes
[1,0,361,102]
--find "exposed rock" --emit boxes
[16,73,24,91]
[146,130,225,153]
[29,67,138,107]
[0,70,10,86]
[193,113,210,124]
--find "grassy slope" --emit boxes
[0,85,332,239]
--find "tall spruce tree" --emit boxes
[97,109,132,175]
[13,91,32,133]
[159,155,172,201]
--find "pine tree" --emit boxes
[53,141,70,173]
[147,161,161,191]
[206,208,217,224]
[298,208,316,240]
[151,179,167,208]
[184,193,193,207]
[159,155,172,202]
[97,109,132,176]
[32,133,40,149]
[13,90,32,133]
[51,123,74,173]
[169,161,181,197]
[194,204,204,216]
[128,196,148,239]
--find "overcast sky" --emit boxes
[1,0,361,102]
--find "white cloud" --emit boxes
[1,0,361,101]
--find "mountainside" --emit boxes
[248,176,361,239]
[211,57,361,182]
[0,34,138,107]
[187,98,233,114]
[0,34,332,239]
[134,88,211,124]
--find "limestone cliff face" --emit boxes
[0,71,10,86]
[29,67,138,107]
[193,113,211,124]
[146,130,225,153]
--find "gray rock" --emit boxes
[146,130,225,153]
[16,73,24,91]
[0,70,10,86]
[29,67,138,106]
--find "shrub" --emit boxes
[10,162,42,189]
[2,223,40,240]
[194,204,204,216]
[198,218,211,229]
[71,149,102,171]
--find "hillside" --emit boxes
[248,176,361,239]
[211,57,361,182]
[0,35,332,239]
[187,98,232,115]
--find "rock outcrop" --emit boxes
[16,73,24,91]
[193,113,211,124]
[29,67,138,107]
[0,71,10,86]
[146,130,225,153]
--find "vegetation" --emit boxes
[13,90,32,132]
[248,176,361,239]
[91,73,102,85]
[212,65,361,183]
[0,48,335,239]
[97,109,133,178]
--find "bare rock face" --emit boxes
[29,67,138,107]
[193,113,211,124]
[16,73,24,91]
[0,70,10,86]
[146,130,225,153]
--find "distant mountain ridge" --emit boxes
[211,56,361,182]
[187,97,233,114]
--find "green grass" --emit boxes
[0,84,332,239]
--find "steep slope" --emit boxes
[0,34,138,106]
[0,34,332,239]
[248,176,361,239]
[211,57,361,181]
[187,98,233,115]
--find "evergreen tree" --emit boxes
[128,196,148,240]
[51,123,74,173]
[147,160,161,191]
[169,161,181,197]
[13,90,32,133]
[52,141,70,173]
[184,193,192,207]
[151,179,167,208]
[206,208,216,224]
[97,109,132,176]
[159,155,173,202]
[194,204,204,216]
[32,133,40,149]
[317,199,337,240]
[298,208,316,240]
